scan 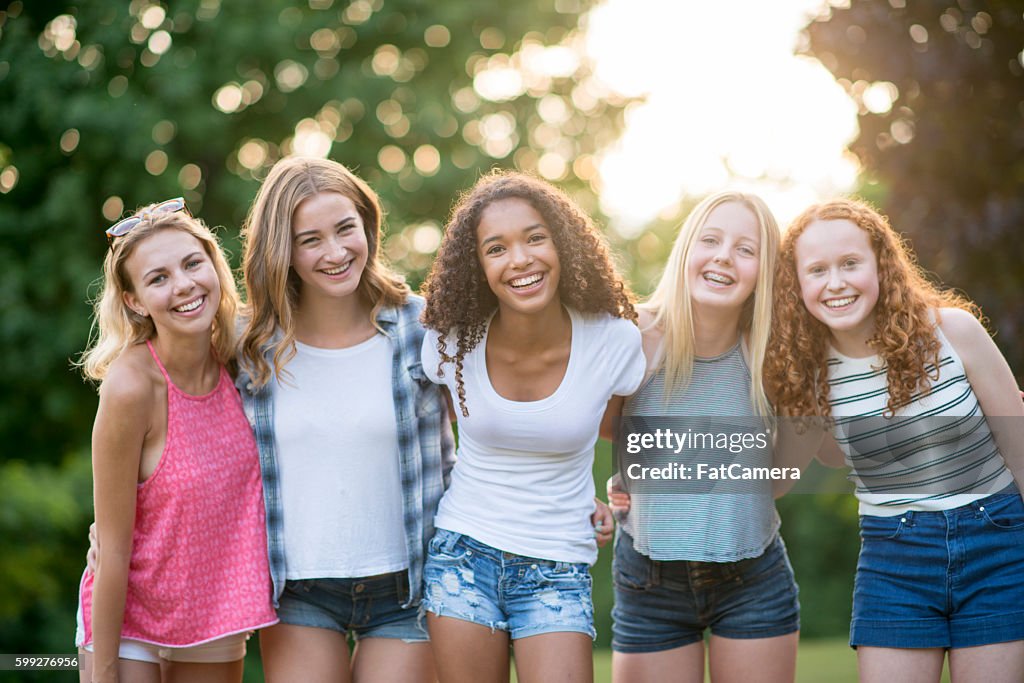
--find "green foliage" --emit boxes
[0,452,92,664]
[801,0,1024,374]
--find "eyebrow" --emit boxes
[143,252,204,280]
[479,223,547,248]
[293,216,359,241]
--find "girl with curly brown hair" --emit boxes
[419,170,644,682]
[767,198,1024,683]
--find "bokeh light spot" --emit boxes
[60,129,80,154]
[101,195,123,221]
[178,163,202,190]
[424,24,450,48]
[145,150,168,175]
[378,145,406,173]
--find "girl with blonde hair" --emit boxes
[605,191,800,683]
[77,200,276,682]
[236,157,454,682]
[767,198,1024,683]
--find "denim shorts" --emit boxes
[276,570,428,642]
[611,532,800,653]
[422,528,596,640]
[851,488,1024,649]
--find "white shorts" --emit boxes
[76,601,249,663]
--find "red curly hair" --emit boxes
[420,170,637,416]
[766,198,980,418]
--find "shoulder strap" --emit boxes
[144,339,172,383]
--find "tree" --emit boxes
[800,0,1024,374]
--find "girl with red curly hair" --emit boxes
[767,198,1024,683]
[419,170,644,681]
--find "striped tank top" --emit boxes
[827,324,1014,516]
[621,341,779,562]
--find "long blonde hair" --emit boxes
[79,208,240,382]
[644,191,779,419]
[239,157,408,389]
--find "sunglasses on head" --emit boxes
[105,197,188,245]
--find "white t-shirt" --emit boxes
[273,334,408,579]
[421,308,645,565]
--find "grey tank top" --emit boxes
[621,341,780,562]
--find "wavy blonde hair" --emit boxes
[79,207,240,382]
[766,198,980,418]
[420,170,636,417]
[239,157,408,389]
[644,191,779,420]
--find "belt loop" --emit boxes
[441,529,459,554]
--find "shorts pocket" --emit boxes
[427,530,472,562]
[859,514,907,541]
[979,495,1024,531]
[612,534,654,591]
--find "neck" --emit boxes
[691,303,741,357]
[829,319,876,358]
[150,329,217,383]
[491,299,569,350]
[294,290,374,348]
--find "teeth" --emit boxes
[510,273,542,288]
[703,272,734,285]
[825,296,856,308]
[322,261,352,276]
[174,297,203,313]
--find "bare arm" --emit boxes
[89,364,152,682]
[772,417,826,498]
[599,395,624,442]
[940,308,1024,496]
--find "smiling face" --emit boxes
[686,201,761,313]
[794,218,880,351]
[122,228,220,336]
[476,197,561,317]
[290,191,368,306]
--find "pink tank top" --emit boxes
[79,341,277,647]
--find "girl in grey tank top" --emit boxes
[606,192,799,683]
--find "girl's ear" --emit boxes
[123,291,149,318]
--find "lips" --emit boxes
[701,270,735,286]
[823,295,858,309]
[320,260,353,277]
[509,272,544,289]
[172,295,205,314]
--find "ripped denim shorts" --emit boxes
[421,528,596,640]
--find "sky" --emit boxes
[583,0,861,234]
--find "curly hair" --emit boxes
[766,198,980,418]
[420,170,637,416]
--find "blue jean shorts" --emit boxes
[611,532,800,653]
[851,488,1024,649]
[422,528,596,640]
[276,570,428,642]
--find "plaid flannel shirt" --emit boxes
[235,295,455,608]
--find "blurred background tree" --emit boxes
[801,0,1024,372]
